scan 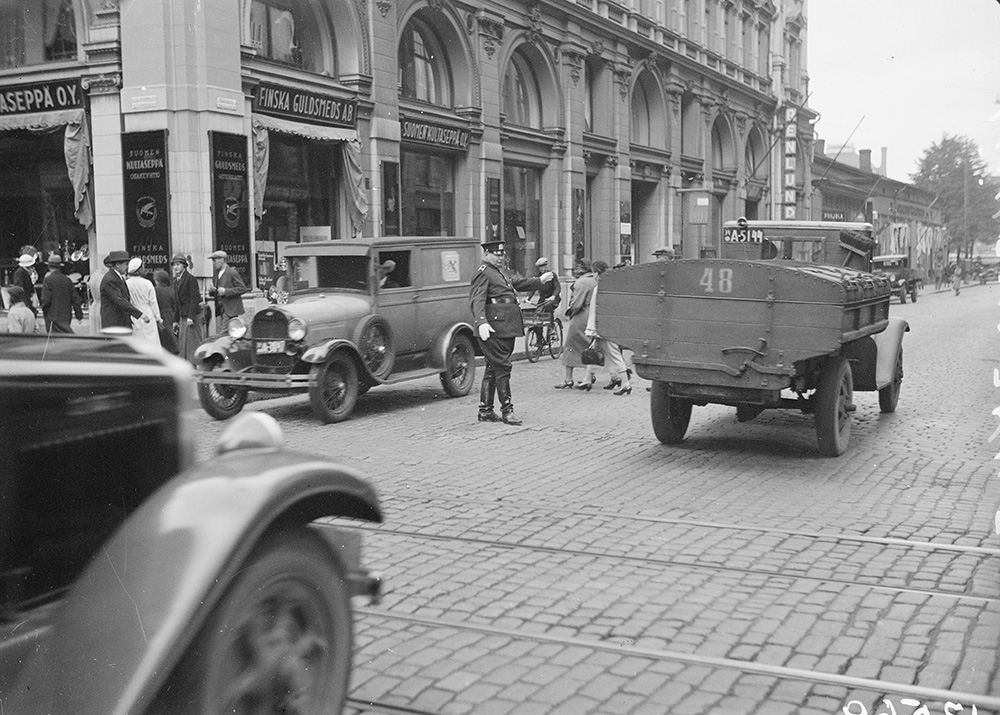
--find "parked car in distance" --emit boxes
[195,236,480,423]
[871,254,920,303]
[0,333,382,715]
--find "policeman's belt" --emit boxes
[489,298,517,304]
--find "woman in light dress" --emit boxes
[126,257,162,345]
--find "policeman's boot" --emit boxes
[496,378,522,426]
[478,376,500,422]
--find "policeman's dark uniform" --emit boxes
[469,240,544,425]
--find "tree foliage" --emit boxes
[911,134,999,250]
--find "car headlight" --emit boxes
[288,318,307,341]
[228,317,248,339]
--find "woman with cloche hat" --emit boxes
[11,252,38,315]
[125,257,162,346]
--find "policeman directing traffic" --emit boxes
[470,240,555,425]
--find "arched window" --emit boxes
[250,0,330,74]
[0,0,77,69]
[631,81,650,147]
[399,17,452,106]
[583,62,593,133]
[503,50,541,128]
[712,123,724,170]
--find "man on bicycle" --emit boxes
[531,257,561,316]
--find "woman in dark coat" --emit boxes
[554,259,598,390]
[11,253,39,314]
[153,269,179,354]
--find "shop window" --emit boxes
[398,18,451,107]
[502,51,541,129]
[249,0,329,74]
[0,0,77,69]
[400,150,454,236]
[503,164,541,276]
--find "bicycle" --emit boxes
[521,302,563,362]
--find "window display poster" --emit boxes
[383,161,399,236]
[210,132,251,281]
[488,178,501,241]
[122,130,170,270]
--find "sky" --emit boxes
[807,0,1000,183]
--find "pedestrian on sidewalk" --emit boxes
[554,259,598,391]
[153,269,180,355]
[5,286,37,334]
[11,253,39,315]
[583,261,633,396]
[125,257,161,345]
[208,250,247,334]
[470,239,553,425]
[40,254,83,334]
[100,251,148,331]
[952,264,963,296]
[171,254,203,363]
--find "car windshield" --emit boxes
[289,255,370,292]
[761,238,823,262]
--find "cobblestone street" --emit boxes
[192,283,1000,715]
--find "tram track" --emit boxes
[350,608,1000,712]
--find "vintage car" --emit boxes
[597,219,908,457]
[0,333,382,714]
[871,253,920,303]
[195,236,480,423]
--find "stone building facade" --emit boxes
[0,0,813,291]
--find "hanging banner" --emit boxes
[122,130,170,270]
[210,132,251,281]
[488,178,501,241]
[383,161,400,236]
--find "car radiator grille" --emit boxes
[252,310,294,373]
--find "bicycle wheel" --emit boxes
[548,319,564,359]
[525,327,542,363]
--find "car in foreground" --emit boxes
[195,236,480,423]
[0,333,382,715]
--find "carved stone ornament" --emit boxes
[479,17,503,59]
[605,155,619,168]
[81,73,122,95]
[735,111,748,136]
[526,5,543,45]
[588,40,604,58]
[615,67,631,102]
[565,50,584,85]
[376,0,391,17]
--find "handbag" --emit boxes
[581,338,605,366]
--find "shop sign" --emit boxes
[253,82,356,129]
[122,131,170,269]
[210,132,251,280]
[401,117,469,150]
[0,79,81,117]
[822,209,847,222]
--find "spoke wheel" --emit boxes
[547,319,564,360]
[525,328,541,363]
[354,317,394,379]
[440,333,476,397]
[309,353,359,424]
[815,356,853,457]
[152,528,352,715]
[878,348,903,413]
[197,364,248,421]
[650,381,692,445]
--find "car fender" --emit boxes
[425,322,476,370]
[193,335,253,372]
[301,337,360,366]
[872,316,909,390]
[7,448,381,715]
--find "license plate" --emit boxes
[723,227,764,243]
[256,340,285,354]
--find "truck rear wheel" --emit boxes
[650,382,692,444]
[815,357,853,457]
[878,348,903,413]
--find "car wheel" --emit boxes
[353,316,394,380]
[525,328,541,363]
[440,332,476,397]
[309,353,359,423]
[815,356,853,457]
[153,528,352,715]
[548,319,564,360]
[197,363,248,421]
[650,381,692,445]
[878,348,903,414]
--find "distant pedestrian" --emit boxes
[153,269,180,355]
[208,250,247,333]
[40,254,82,333]
[126,258,162,345]
[171,254,203,363]
[933,268,942,291]
[11,253,38,314]
[5,286,37,334]
[100,251,148,330]
[952,265,962,296]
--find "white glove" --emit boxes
[540,271,555,283]
[585,328,596,338]
[478,322,495,341]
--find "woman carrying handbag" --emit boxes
[554,259,599,390]
[582,263,633,395]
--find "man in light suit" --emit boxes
[208,250,247,333]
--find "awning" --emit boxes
[251,113,368,236]
[0,107,84,132]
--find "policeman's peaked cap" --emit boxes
[481,240,505,253]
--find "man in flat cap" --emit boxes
[208,250,247,334]
[40,254,82,333]
[100,250,148,330]
[171,254,203,362]
[469,240,555,425]
[652,246,677,261]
